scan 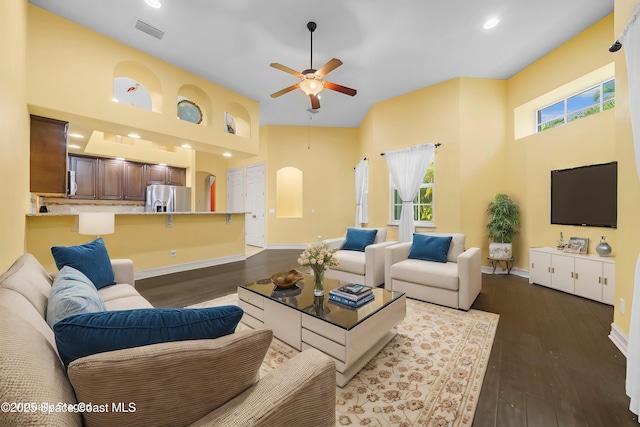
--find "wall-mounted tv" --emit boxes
[551,162,617,228]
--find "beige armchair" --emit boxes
[384,233,481,310]
[323,227,397,287]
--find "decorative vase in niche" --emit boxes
[596,235,612,257]
[313,268,325,296]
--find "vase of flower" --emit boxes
[298,243,340,297]
[312,266,325,296]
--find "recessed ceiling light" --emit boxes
[127,133,141,139]
[68,133,84,139]
[181,143,192,149]
[159,163,167,166]
[68,144,81,149]
[223,153,232,157]
[483,17,500,29]
[483,17,500,30]
[115,157,125,161]
[112,97,119,103]
[144,0,162,8]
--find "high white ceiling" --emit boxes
[29,0,614,128]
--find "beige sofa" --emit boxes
[0,253,336,427]
[323,227,397,287]
[384,233,481,310]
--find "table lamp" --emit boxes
[78,212,115,238]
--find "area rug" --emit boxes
[190,294,499,427]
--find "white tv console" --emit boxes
[529,247,614,305]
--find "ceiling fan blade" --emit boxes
[315,58,343,77]
[270,84,300,98]
[324,81,357,97]
[270,62,303,77]
[310,94,320,110]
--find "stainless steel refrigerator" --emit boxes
[145,185,192,212]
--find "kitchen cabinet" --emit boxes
[145,164,186,186]
[166,166,186,186]
[529,247,614,305]
[145,164,167,185]
[98,159,124,200]
[30,115,68,195]
[123,161,146,201]
[69,155,97,199]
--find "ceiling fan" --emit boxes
[270,21,357,110]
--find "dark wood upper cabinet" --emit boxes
[124,161,146,201]
[69,155,97,199]
[145,164,167,185]
[30,115,68,195]
[98,159,124,200]
[67,155,186,200]
[166,166,186,186]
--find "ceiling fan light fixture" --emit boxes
[299,75,324,96]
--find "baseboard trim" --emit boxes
[135,254,246,280]
[481,266,529,279]
[265,243,307,250]
[609,323,628,357]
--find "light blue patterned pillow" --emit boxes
[46,266,107,329]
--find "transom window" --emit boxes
[536,79,615,132]
[390,162,434,226]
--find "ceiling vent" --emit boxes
[135,18,165,40]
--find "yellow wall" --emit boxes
[505,14,616,270]
[230,126,359,245]
[26,214,245,273]
[26,5,259,158]
[0,0,29,272]
[356,78,507,251]
[613,0,639,336]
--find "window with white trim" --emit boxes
[536,79,615,132]
[390,162,434,226]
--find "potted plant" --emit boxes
[486,193,520,259]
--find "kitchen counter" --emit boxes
[27,212,245,217]
[25,211,248,277]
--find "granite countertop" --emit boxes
[27,212,246,217]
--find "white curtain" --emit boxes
[621,5,640,420]
[354,159,368,226]
[620,5,640,182]
[384,144,435,242]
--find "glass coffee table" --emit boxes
[238,272,406,387]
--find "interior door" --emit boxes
[245,163,265,247]
[226,167,244,213]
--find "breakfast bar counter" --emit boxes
[25,212,247,278]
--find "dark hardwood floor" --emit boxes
[137,250,636,426]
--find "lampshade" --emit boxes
[299,75,324,96]
[78,212,115,236]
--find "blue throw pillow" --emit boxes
[408,234,453,263]
[54,305,244,368]
[51,238,115,289]
[341,228,378,252]
[46,266,107,329]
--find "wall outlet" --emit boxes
[170,250,177,257]
[620,298,625,314]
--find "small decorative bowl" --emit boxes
[271,270,303,288]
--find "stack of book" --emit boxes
[328,284,374,308]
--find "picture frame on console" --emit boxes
[564,237,588,254]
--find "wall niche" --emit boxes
[223,102,251,138]
[276,167,303,218]
[177,84,211,126]
[113,61,162,113]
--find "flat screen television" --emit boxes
[551,162,617,228]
